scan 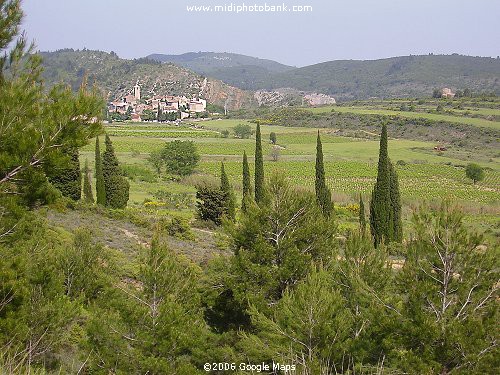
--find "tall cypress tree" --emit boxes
[254,123,264,203]
[157,105,163,122]
[95,137,106,205]
[220,162,236,220]
[242,151,251,210]
[370,123,392,247]
[47,147,82,201]
[359,193,366,234]
[83,159,94,203]
[102,134,129,208]
[315,131,333,216]
[389,161,402,242]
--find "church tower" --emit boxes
[134,84,141,100]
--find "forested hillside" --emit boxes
[264,55,500,100]
[147,51,294,74]
[154,53,500,101]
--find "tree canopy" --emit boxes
[161,140,200,176]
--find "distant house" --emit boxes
[441,88,455,98]
[109,101,128,114]
[123,94,136,104]
[164,105,178,113]
[131,113,141,122]
[135,103,149,114]
[189,98,207,113]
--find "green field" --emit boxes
[81,117,500,214]
[78,99,500,243]
[307,105,500,129]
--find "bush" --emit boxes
[122,165,157,183]
[163,216,194,240]
[195,183,226,225]
[233,123,253,139]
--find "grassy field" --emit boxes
[307,105,500,129]
[80,110,500,244]
[82,125,497,169]
[81,119,500,206]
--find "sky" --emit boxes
[22,0,500,67]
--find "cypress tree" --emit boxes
[370,123,391,247]
[359,193,366,234]
[102,134,129,208]
[254,123,264,203]
[315,131,333,216]
[220,162,236,220]
[83,159,94,203]
[95,137,106,205]
[157,105,163,122]
[242,151,251,210]
[48,147,82,200]
[389,161,402,242]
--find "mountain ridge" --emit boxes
[39,49,500,107]
[147,51,295,74]
[148,52,500,100]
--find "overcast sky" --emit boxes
[22,0,500,67]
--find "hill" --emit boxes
[147,51,294,74]
[39,49,256,109]
[264,55,500,100]
[146,51,295,91]
[148,54,500,101]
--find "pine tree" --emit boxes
[359,193,366,234]
[389,161,402,242]
[220,162,236,220]
[370,123,391,247]
[397,204,498,373]
[254,123,264,203]
[315,131,333,216]
[83,159,94,203]
[242,151,251,210]
[102,134,129,208]
[95,137,106,205]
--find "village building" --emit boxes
[441,88,455,98]
[108,101,129,114]
[123,94,136,105]
[189,98,207,113]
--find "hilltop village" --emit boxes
[107,84,208,122]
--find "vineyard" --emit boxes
[80,108,499,235]
[307,101,500,130]
[198,161,500,205]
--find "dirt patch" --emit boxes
[45,208,227,264]
[46,209,151,255]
